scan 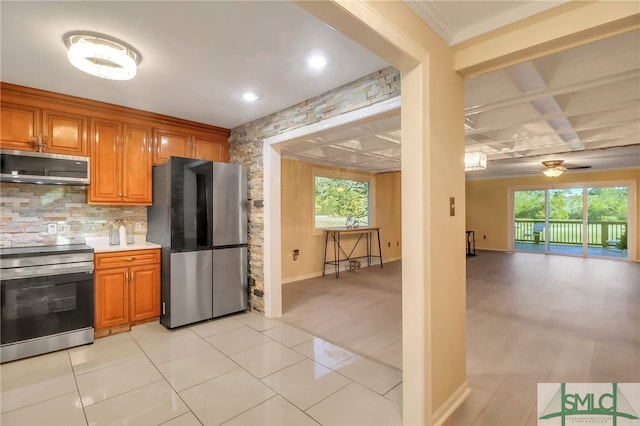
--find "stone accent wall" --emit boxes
[0,183,147,248]
[229,66,400,313]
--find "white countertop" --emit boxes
[85,236,161,253]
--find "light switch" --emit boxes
[449,197,455,216]
[47,223,57,234]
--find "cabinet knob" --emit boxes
[119,193,123,197]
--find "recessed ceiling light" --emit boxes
[242,92,258,102]
[307,54,327,69]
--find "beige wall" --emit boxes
[376,171,402,261]
[466,168,640,261]
[280,158,401,281]
[292,1,634,424]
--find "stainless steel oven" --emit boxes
[0,245,95,363]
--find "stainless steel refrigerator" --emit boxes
[147,157,248,328]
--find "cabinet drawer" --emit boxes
[95,249,160,269]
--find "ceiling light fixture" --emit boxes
[307,54,327,69]
[541,160,566,177]
[63,31,141,80]
[242,92,259,102]
[542,167,564,177]
[464,152,487,171]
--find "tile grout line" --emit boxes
[66,348,91,426]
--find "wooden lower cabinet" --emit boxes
[94,249,160,337]
[129,264,160,322]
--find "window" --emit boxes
[315,176,370,228]
[512,184,632,259]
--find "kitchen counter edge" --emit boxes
[86,241,162,253]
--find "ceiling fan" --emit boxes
[541,160,591,177]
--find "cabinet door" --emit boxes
[193,136,228,162]
[42,109,88,156]
[153,129,191,165]
[122,124,152,204]
[89,119,121,203]
[129,264,160,322]
[0,103,39,151]
[95,267,129,329]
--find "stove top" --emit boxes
[0,244,94,259]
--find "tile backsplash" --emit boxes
[0,183,147,248]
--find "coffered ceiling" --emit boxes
[1,1,638,178]
[463,29,640,179]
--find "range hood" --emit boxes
[0,149,90,185]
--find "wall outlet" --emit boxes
[388,242,391,247]
[47,223,57,234]
[483,235,486,239]
[135,221,144,232]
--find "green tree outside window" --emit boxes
[315,176,369,228]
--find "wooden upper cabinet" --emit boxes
[89,119,152,205]
[1,82,229,182]
[153,128,230,164]
[153,129,191,164]
[42,109,88,155]
[193,135,228,162]
[0,103,88,155]
[90,119,121,203]
[0,103,40,151]
[122,124,152,204]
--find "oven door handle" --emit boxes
[1,262,94,280]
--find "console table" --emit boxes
[322,226,383,278]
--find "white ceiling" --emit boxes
[0,1,388,129]
[1,1,638,178]
[405,0,567,44]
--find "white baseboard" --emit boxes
[282,256,401,285]
[431,381,470,426]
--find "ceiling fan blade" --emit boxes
[565,165,592,170]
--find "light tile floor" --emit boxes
[0,312,402,426]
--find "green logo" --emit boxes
[539,383,639,426]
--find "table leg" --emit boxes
[377,229,383,269]
[335,232,340,278]
[322,231,329,276]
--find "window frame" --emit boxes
[312,167,376,236]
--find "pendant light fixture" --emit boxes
[63,31,142,80]
[464,151,487,171]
